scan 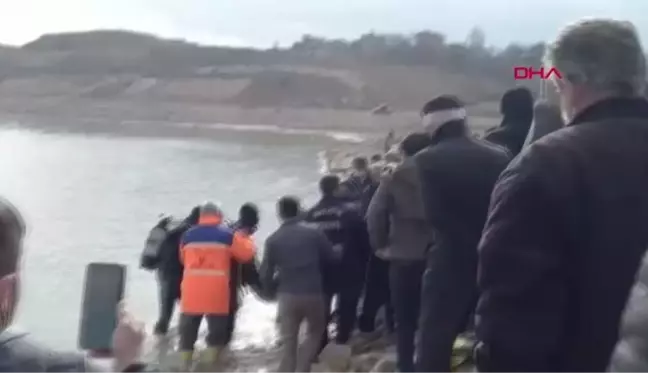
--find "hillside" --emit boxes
[0,30,544,129]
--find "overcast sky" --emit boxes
[1,0,646,48]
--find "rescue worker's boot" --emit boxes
[180,350,194,371]
[203,346,222,368]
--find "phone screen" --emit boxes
[77,263,126,352]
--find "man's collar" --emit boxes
[569,97,648,126]
[281,217,301,226]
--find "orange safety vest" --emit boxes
[179,214,255,315]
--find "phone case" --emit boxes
[77,262,126,351]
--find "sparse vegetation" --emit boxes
[0,29,545,124]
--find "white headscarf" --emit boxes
[421,107,467,136]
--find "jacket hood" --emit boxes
[388,158,427,220]
[391,158,419,187]
[499,87,534,130]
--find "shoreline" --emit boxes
[0,97,498,135]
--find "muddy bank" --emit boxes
[0,98,498,135]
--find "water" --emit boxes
[0,125,340,354]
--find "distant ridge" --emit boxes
[0,28,543,112]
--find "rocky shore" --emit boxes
[143,329,400,372]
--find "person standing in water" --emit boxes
[260,196,336,372]
[225,202,263,347]
[177,202,255,370]
[153,206,200,336]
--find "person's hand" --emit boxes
[112,303,146,372]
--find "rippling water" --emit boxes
[0,125,339,353]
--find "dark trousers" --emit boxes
[335,263,366,344]
[359,255,394,333]
[178,314,230,351]
[389,260,425,372]
[416,268,477,372]
[154,273,180,334]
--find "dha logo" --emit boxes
[514,66,563,80]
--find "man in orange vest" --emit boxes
[178,202,256,370]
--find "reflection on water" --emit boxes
[0,126,326,351]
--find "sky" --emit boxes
[0,0,647,48]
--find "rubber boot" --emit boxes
[204,346,222,367]
[180,350,194,371]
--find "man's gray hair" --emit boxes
[200,201,223,216]
[544,19,646,95]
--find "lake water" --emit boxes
[0,125,348,354]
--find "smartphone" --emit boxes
[78,262,126,352]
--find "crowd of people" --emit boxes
[1,17,648,372]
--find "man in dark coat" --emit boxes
[305,175,366,345]
[153,206,200,336]
[475,19,648,372]
[358,164,395,338]
[484,87,534,156]
[339,157,374,201]
[414,95,511,372]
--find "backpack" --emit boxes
[139,216,174,271]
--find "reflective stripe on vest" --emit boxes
[184,269,227,276]
[183,242,229,251]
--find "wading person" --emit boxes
[415,96,511,372]
[366,132,433,372]
[153,206,200,336]
[225,202,263,347]
[475,19,648,371]
[260,196,336,372]
[177,202,255,370]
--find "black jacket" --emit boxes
[485,88,534,156]
[157,217,196,279]
[228,221,263,305]
[415,123,511,276]
[305,196,366,291]
[609,253,648,372]
[476,97,648,372]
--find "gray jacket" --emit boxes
[260,218,336,295]
[366,158,432,260]
[523,100,564,147]
[0,330,95,371]
[609,254,648,372]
